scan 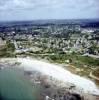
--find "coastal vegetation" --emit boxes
[93,69,99,78]
[0,41,15,57]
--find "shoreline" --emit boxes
[0,57,99,100]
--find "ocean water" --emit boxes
[0,68,40,100]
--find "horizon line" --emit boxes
[0,18,99,23]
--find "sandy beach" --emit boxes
[0,58,99,94]
[0,57,99,100]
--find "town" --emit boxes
[0,20,99,83]
[0,20,99,100]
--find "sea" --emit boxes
[0,68,40,100]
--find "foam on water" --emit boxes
[17,58,99,95]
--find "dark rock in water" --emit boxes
[64,93,82,100]
[52,93,83,100]
[71,93,82,100]
[44,84,51,89]
[24,71,33,75]
[63,95,77,100]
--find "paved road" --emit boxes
[83,54,99,59]
[89,71,99,81]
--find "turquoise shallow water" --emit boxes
[0,68,40,100]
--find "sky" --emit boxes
[0,0,99,21]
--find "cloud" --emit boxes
[0,0,99,20]
[0,0,98,10]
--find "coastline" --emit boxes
[0,57,99,100]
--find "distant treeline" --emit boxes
[0,19,99,28]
